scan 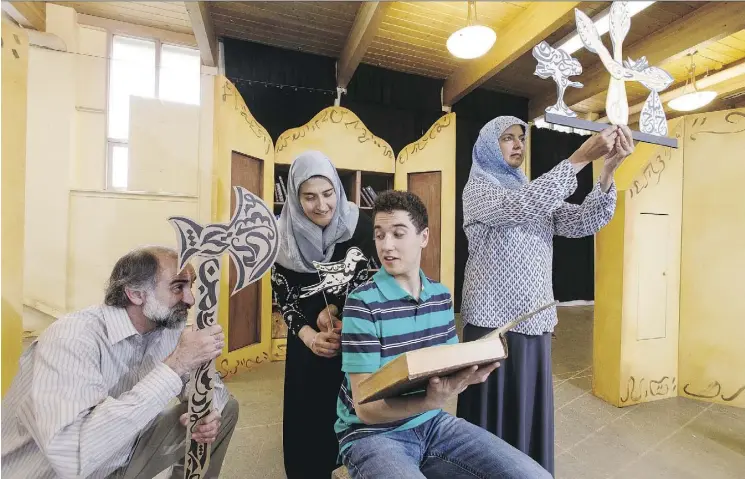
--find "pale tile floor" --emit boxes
[216,306,745,478]
[25,306,745,478]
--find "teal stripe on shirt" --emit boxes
[335,268,458,453]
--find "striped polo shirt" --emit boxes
[334,268,458,452]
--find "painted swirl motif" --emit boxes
[168,186,280,479]
[196,258,220,329]
[690,111,745,141]
[640,90,668,136]
[398,114,453,164]
[275,107,394,159]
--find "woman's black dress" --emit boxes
[272,213,377,479]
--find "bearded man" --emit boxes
[1,246,238,479]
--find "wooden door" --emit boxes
[408,172,441,282]
[636,212,670,341]
[229,151,263,351]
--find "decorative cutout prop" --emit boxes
[169,186,279,479]
[533,41,583,118]
[534,1,678,148]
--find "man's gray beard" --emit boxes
[143,295,188,329]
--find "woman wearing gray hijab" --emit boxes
[272,150,378,479]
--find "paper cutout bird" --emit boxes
[300,247,367,298]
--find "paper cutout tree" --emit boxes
[533,41,583,118]
[533,1,678,147]
[169,186,279,479]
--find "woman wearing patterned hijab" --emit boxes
[272,150,378,479]
[457,116,634,474]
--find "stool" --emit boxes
[332,466,351,479]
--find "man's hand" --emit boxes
[164,325,224,377]
[180,410,221,444]
[317,305,342,334]
[425,362,500,409]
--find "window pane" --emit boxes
[111,145,129,189]
[109,36,156,140]
[159,44,201,105]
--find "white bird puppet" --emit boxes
[300,247,367,298]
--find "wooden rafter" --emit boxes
[337,1,389,89]
[185,1,218,67]
[4,2,46,31]
[529,1,745,120]
[442,1,579,107]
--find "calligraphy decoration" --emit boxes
[169,186,279,479]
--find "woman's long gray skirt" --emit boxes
[457,326,555,476]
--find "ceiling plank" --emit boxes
[337,1,390,89]
[529,1,745,119]
[4,2,46,31]
[442,1,579,107]
[185,1,217,67]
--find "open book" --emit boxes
[356,301,558,404]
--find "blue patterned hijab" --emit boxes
[468,116,528,190]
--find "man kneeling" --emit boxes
[2,246,238,478]
[334,191,550,478]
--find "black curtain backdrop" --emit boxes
[223,38,549,310]
[529,127,594,302]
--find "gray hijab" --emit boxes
[276,150,360,273]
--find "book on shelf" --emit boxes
[364,186,378,201]
[356,301,558,404]
[278,175,287,198]
[360,189,374,207]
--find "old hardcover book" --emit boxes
[357,301,558,404]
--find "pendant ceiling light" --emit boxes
[668,53,717,112]
[447,1,496,60]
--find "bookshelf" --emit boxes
[272,166,394,215]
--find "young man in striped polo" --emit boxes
[334,191,550,478]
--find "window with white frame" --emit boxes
[107,35,200,189]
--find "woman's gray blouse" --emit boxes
[461,159,617,335]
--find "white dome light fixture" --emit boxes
[447,1,496,60]
[668,53,717,112]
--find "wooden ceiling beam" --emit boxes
[442,2,579,107]
[3,2,46,31]
[185,1,217,67]
[529,1,745,120]
[337,1,390,89]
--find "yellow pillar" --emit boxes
[593,119,684,407]
[2,20,29,395]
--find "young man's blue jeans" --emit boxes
[341,412,551,479]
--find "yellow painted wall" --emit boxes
[212,77,276,376]
[128,97,201,196]
[274,106,396,173]
[679,108,745,408]
[2,19,30,395]
[592,196,624,405]
[394,113,457,295]
[21,4,215,334]
[66,193,199,311]
[593,118,685,406]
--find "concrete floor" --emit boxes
[215,305,745,479]
[22,305,744,478]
